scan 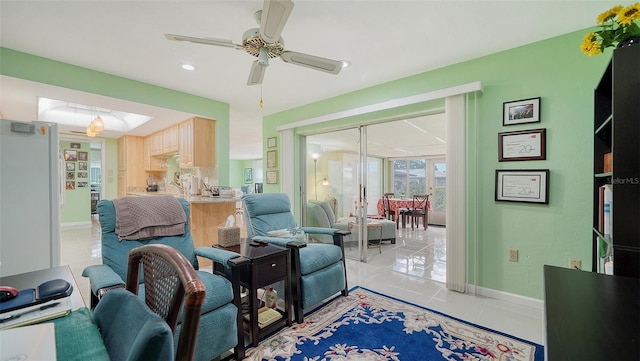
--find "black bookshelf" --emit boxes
[592,45,640,278]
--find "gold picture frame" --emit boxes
[266,170,278,184]
[267,150,278,168]
[267,136,277,148]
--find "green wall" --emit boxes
[0,47,231,187]
[229,159,259,189]
[264,29,612,300]
[59,140,91,223]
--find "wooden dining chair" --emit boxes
[407,194,429,230]
[126,244,206,361]
[382,193,395,221]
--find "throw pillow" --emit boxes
[267,227,307,243]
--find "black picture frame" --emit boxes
[495,169,549,204]
[503,97,541,126]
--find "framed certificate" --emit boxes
[498,128,546,162]
[495,169,549,204]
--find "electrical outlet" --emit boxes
[508,249,519,262]
[569,259,582,270]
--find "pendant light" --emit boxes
[92,115,105,132]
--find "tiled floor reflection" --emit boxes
[61,217,544,347]
[344,225,447,283]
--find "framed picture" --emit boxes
[267,136,277,148]
[78,151,88,161]
[66,162,76,171]
[495,169,549,204]
[498,128,546,162]
[78,162,88,170]
[64,149,77,161]
[244,168,252,184]
[267,150,278,168]
[78,172,88,179]
[77,181,88,188]
[66,172,75,180]
[70,143,81,149]
[266,170,278,184]
[66,181,75,190]
[503,97,540,126]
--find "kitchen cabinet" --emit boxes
[117,135,145,197]
[179,117,215,168]
[148,131,163,155]
[163,125,179,154]
[144,136,166,172]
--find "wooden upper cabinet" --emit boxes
[117,135,145,196]
[179,117,215,168]
[149,131,163,155]
[163,125,179,154]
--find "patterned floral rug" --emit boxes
[245,287,543,361]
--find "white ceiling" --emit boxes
[0,1,614,159]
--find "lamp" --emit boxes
[85,109,105,137]
[92,115,105,132]
[310,153,322,199]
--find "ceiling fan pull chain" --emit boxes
[259,84,264,108]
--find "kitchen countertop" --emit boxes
[126,192,239,203]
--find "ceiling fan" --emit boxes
[165,0,344,86]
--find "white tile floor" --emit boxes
[60,216,544,347]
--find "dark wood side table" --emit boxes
[544,265,640,360]
[218,241,292,350]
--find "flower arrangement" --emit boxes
[581,3,640,56]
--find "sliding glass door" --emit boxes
[305,127,382,262]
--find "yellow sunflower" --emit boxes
[597,5,623,23]
[580,33,602,56]
[617,3,640,26]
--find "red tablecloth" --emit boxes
[376,198,430,216]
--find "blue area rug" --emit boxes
[246,286,543,360]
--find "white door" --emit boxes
[427,158,446,226]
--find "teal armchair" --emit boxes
[83,198,243,361]
[94,288,174,361]
[242,193,349,323]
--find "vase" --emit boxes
[618,36,640,48]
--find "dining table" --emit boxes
[376,197,431,228]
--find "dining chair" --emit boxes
[407,194,429,230]
[382,193,395,221]
[126,244,205,361]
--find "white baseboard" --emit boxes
[469,284,544,311]
[60,221,92,229]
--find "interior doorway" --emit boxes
[303,113,447,265]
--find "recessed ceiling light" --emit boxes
[181,64,196,71]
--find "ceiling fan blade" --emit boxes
[247,61,266,86]
[260,0,294,44]
[281,51,343,75]
[164,34,242,49]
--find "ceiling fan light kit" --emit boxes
[165,0,345,86]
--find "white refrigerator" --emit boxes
[0,119,62,277]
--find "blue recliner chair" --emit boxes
[83,198,243,361]
[242,193,349,323]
